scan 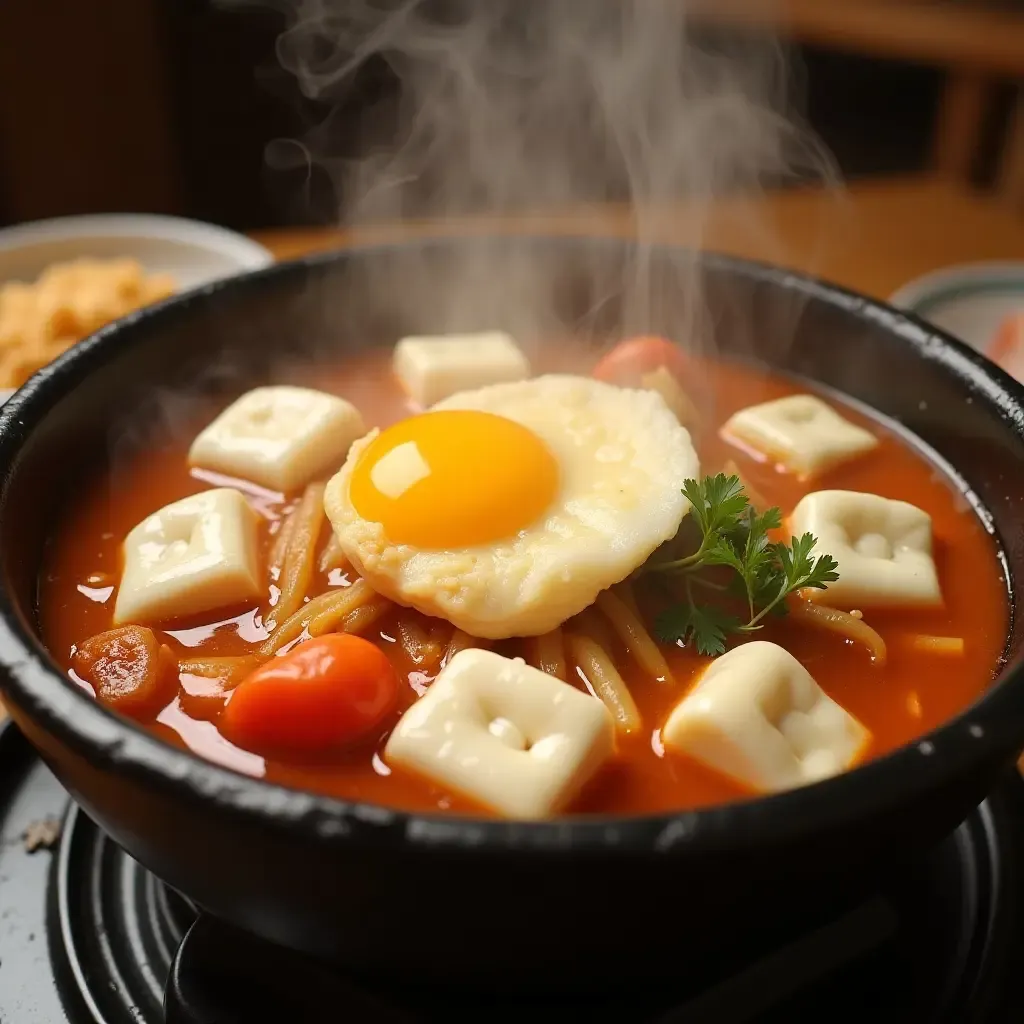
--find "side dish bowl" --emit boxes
[1,237,1024,986]
[0,213,273,290]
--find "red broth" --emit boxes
[38,351,1008,816]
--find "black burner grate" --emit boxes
[50,802,195,1023]
[0,720,1022,1023]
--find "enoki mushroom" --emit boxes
[788,599,887,665]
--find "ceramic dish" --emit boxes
[0,213,272,290]
[890,262,1024,359]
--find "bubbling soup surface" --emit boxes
[38,341,1008,817]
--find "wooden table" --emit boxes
[251,175,1024,300]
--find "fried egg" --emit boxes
[323,374,699,638]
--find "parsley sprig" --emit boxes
[649,474,839,656]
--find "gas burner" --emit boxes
[0,718,1022,1023]
[51,802,194,1023]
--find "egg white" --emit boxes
[323,374,699,638]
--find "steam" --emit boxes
[240,0,838,359]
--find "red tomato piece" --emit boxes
[591,335,689,385]
[221,634,400,756]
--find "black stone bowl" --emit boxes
[0,237,1023,988]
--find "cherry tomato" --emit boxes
[591,335,689,385]
[221,634,400,756]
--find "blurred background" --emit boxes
[3,0,1024,231]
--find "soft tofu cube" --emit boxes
[663,641,870,793]
[790,490,942,609]
[384,648,614,818]
[114,488,262,626]
[722,394,878,478]
[640,366,700,430]
[189,386,365,493]
[392,332,530,407]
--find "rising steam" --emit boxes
[232,0,838,358]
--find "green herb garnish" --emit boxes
[649,474,839,656]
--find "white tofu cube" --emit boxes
[640,366,700,429]
[189,386,366,493]
[790,490,942,608]
[663,641,870,793]
[384,648,614,818]
[114,488,262,626]
[722,394,878,479]
[392,332,530,407]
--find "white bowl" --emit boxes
[889,262,1024,356]
[0,213,273,291]
[0,215,273,404]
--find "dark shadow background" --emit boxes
[0,0,1013,232]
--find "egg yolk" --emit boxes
[349,410,559,549]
